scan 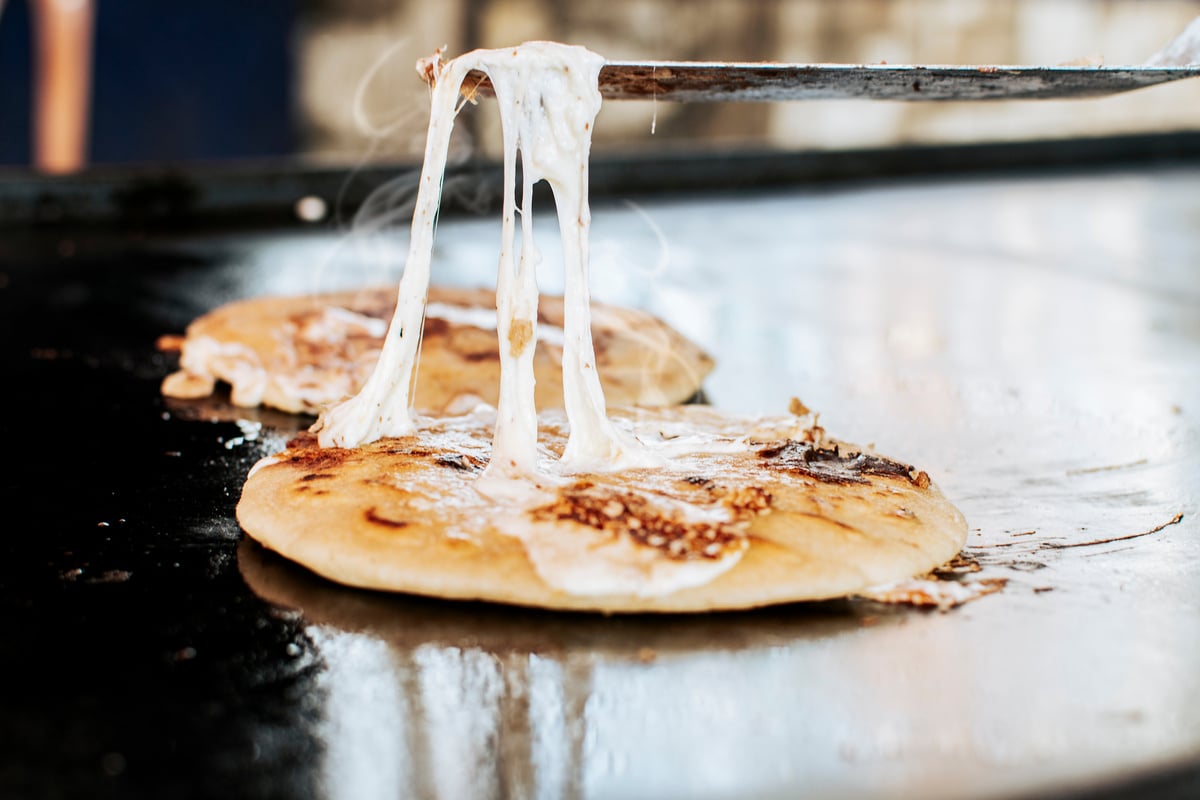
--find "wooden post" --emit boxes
[32,0,95,173]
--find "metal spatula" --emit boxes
[453,17,1200,102]
[575,61,1200,101]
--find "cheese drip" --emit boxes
[306,43,743,597]
[314,42,653,478]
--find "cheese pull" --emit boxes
[316,43,651,479]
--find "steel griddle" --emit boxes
[0,150,1198,799]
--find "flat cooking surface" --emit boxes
[1,164,1197,800]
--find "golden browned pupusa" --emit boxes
[239,406,967,610]
[160,286,713,414]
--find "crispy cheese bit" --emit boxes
[532,482,757,561]
[859,577,1007,611]
[684,478,773,516]
[788,396,811,417]
[416,46,446,88]
[161,370,215,399]
[803,414,826,444]
[721,485,773,515]
[757,440,925,486]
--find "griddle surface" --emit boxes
[1,165,1197,799]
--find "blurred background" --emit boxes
[0,0,1197,172]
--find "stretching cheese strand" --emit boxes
[315,43,653,477]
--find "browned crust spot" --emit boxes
[791,511,859,533]
[382,444,429,457]
[287,431,319,449]
[933,554,982,576]
[683,475,717,491]
[435,453,489,472]
[422,316,450,339]
[364,507,410,529]
[360,477,414,494]
[758,441,928,487]
[531,481,767,561]
[680,478,774,516]
[286,446,351,471]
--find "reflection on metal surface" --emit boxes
[241,525,1200,798]
[239,539,907,799]
[308,629,408,800]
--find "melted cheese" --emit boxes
[179,337,266,407]
[315,43,653,477]
[310,42,743,596]
[515,518,743,597]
